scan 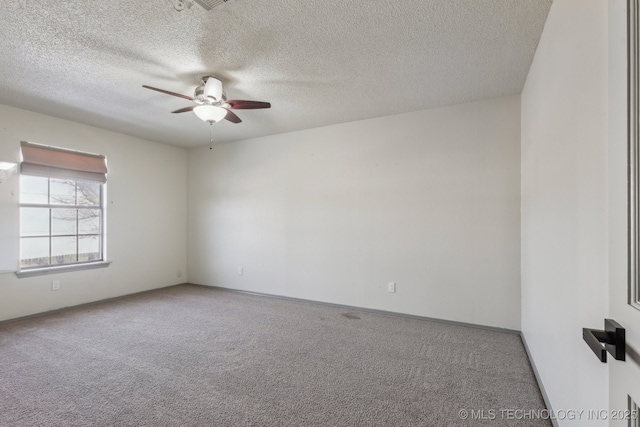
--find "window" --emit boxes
[18,142,108,275]
[20,176,103,268]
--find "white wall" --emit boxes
[0,105,188,321]
[521,0,609,424]
[188,95,521,330]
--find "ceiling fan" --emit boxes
[142,76,271,124]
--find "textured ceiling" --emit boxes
[0,0,552,147]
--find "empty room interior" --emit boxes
[1,0,640,426]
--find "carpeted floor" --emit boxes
[0,284,551,426]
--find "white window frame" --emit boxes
[16,143,110,278]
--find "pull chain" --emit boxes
[209,122,213,150]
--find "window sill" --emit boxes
[15,261,111,278]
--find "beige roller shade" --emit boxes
[20,141,107,182]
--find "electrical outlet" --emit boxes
[52,280,60,291]
[387,282,396,293]
[238,267,243,276]
[177,270,182,278]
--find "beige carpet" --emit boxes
[0,284,550,426]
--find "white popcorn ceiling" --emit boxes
[0,0,552,147]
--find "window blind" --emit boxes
[20,141,108,183]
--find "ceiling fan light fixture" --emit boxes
[193,105,228,123]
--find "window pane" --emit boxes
[79,235,101,262]
[77,180,100,206]
[20,237,50,268]
[20,207,49,237]
[51,209,77,236]
[51,236,77,265]
[78,209,100,235]
[20,175,48,204]
[50,179,76,205]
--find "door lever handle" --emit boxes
[582,319,625,363]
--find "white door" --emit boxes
[609,1,640,425]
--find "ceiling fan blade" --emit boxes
[142,85,194,101]
[227,100,271,110]
[224,109,242,124]
[203,77,223,101]
[171,106,196,114]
